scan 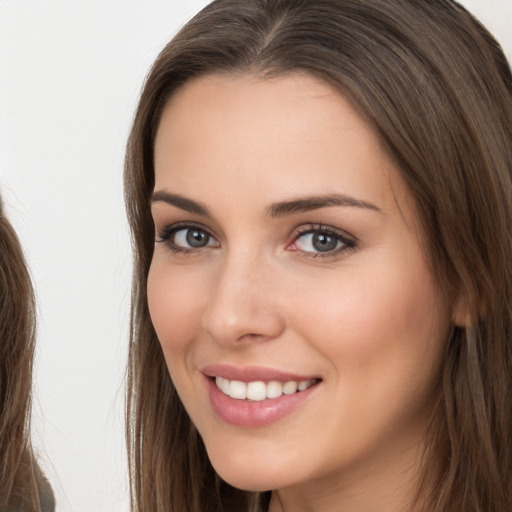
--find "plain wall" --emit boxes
[0,2,210,511]
[0,1,510,511]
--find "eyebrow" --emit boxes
[267,194,382,217]
[151,191,210,216]
[150,191,382,218]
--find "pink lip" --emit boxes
[201,365,321,428]
[201,363,317,382]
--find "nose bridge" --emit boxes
[201,247,284,345]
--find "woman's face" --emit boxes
[149,73,453,504]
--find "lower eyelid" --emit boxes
[288,227,356,255]
[156,224,220,252]
[156,223,354,256]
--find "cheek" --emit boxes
[288,257,450,386]
[283,262,450,455]
[147,261,206,363]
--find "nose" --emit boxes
[201,252,285,346]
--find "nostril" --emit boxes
[238,332,263,340]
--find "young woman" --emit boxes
[124,1,512,510]
[0,196,55,511]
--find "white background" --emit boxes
[0,1,510,511]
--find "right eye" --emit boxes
[157,224,219,252]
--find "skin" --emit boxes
[148,73,454,512]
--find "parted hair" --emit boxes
[0,196,50,511]
[124,1,512,511]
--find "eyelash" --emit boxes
[288,224,357,258]
[155,222,357,258]
[156,222,217,254]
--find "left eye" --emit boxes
[173,227,217,249]
[291,229,354,255]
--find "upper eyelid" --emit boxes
[291,224,357,242]
[155,221,357,250]
[156,223,220,253]
[156,221,216,237]
[287,225,358,258]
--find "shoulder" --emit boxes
[35,466,55,512]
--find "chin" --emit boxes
[204,441,291,492]
[218,471,274,492]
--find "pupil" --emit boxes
[312,233,337,252]
[186,229,208,247]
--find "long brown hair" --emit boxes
[124,1,512,510]
[0,196,51,510]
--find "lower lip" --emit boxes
[206,377,319,427]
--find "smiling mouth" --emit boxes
[214,376,320,401]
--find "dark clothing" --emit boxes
[35,469,55,512]
[1,463,55,512]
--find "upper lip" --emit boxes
[201,363,320,382]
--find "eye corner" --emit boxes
[155,222,220,254]
[287,223,357,258]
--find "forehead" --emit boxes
[153,73,415,220]
[155,73,377,162]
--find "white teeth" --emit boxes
[266,380,283,399]
[247,381,267,401]
[298,380,311,391]
[215,377,316,401]
[283,381,298,395]
[229,380,247,399]
[216,376,232,395]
